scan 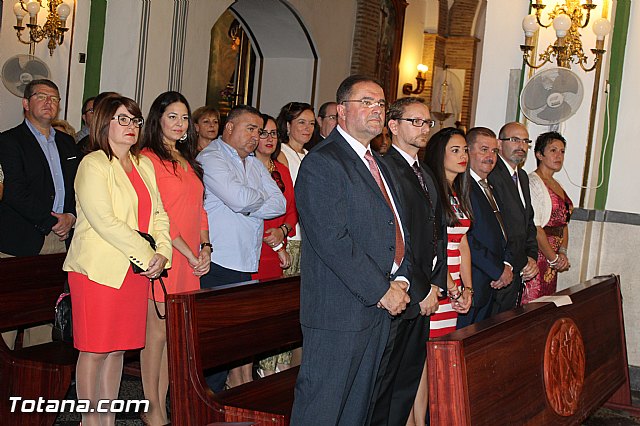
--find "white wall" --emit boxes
[0,0,89,130]
[100,0,143,100]
[606,1,640,215]
[473,0,612,209]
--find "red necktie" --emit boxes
[364,150,405,266]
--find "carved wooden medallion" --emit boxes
[543,317,586,416]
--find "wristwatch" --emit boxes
[200,242,212,250]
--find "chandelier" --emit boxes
[13,1,71,56]
[520,0,611,72]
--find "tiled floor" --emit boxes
[53,376,640,425]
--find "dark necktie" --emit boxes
[478,178,507,242]
[412,161,432,205]
[364,150,405,266]
[512,170,518,187]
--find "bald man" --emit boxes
[488,122,539,313]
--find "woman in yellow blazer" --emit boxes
[63,95,171,426]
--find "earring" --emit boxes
[178,133,187,142]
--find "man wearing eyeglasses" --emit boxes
[0,79,80,258]
[0,79,80,349]
[74,96,95,142]
[307,101,338,150]
[488,122,539,314]
[292,75,410,425]
[371,97,449,424]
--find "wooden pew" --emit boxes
[166,275,301,426]
[0,253,77,425]
[428,275,629,425]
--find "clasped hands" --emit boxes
[51,212,75,241]
[141,254,169,279]
[377,280,410,316]
[188,246,211,277]
[551,253,570,272]
[263,227,291,269]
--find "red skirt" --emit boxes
[69,269,149,353]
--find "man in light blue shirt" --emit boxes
[197,104,286,391]
[0,79,80,257]
[198,104,286,287]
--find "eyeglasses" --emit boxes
[321,114,337,121]
[396,118,435,128]
[84,108,94,114]
[112,115,144,128]
[259,129,278,139]
[500,137,532,146]
[341,98,386,109]
[30,92,61,104]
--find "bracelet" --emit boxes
[547,254,559,265]
[464,287,474,297]
[280,225,288,239]
[200,242,212,250]
[272,242,284,252]
[558,247,568,255]
[448,287,462,301]
[281,224,290,235]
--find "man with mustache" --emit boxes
[291,75,410,425]
[457,127,510,328]
[488,122,539,314]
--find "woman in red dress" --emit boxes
[140,91,210,425]
[63,96,171,426]
[252,114,298,376]
[252,114,297,280]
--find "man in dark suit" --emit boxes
[291,75,410,425]
[457,127,511,328]
[0,79,80,348]
[306,101,337,150]
[489,122,539,314]
[0,79,80,257]
[371,97,447,425]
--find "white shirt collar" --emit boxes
[391,144,418,166]
[337,125,369,160]
[499,155,517,175]
[470,168,484,183]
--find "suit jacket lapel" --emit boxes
[497,159,525,213]
[20,121,54,191]
[334,135,389,205]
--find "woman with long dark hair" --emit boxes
[407,127,473,426]
[63,95,171,426]
[140,91,210,425]
[275,102,315,276]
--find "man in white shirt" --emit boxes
[489,122,539,313]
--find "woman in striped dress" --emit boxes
[407,127,473,426]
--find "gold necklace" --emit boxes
[268,159,276,173]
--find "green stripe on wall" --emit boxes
[594,0,631,210]
[82,0,107,100]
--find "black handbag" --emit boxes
[132,231,168,319]
[52,292,73,343]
